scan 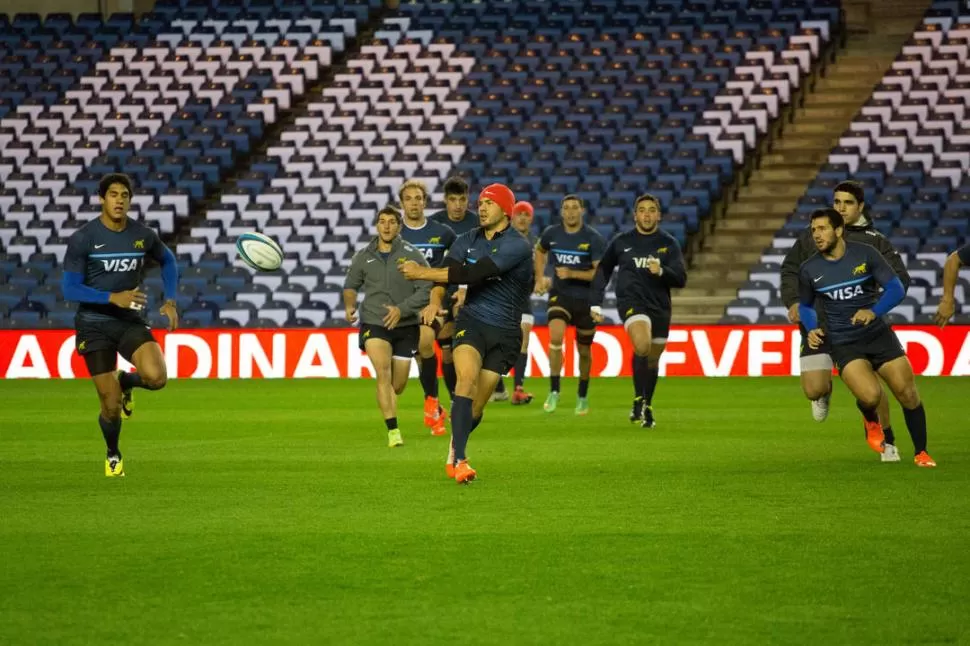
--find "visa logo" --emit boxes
[555,253,583,265]
[825,285,864,300]
[102,258,142,272]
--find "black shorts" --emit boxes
[453,314,521,374]
[830,326,906,374]
[359,324,419,359]
[798,324,833,357]
[75,316,156,375]
[618,301,671,340]
[547,290,595,329]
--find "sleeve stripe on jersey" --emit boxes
[817,276,868,292]
[89,252,146,259]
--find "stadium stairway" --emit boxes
[677,3,932,324]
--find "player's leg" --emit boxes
[874,383,896,451]
[512,314,534,405]
[574,327,595,416]
[364,337,403,447]
[624,313,654,426]
[417,324,446,431]
[799,326,834,422]
[544,308,569,412]
[116,325,165,419]
[643,340,667,428]
[838,358,886,454]
[86,351,126,477]
[876,352,935,467]
[450,339,484,482]
[437,320,457,402]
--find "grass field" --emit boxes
[0,376,967,645]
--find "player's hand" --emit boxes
[398,261,425,280]
[345,307,358,324]
[555,266,573,280]
[534,276,552,295]
[590,306,605,324]
[110,289,147,310]
[453,288,467,310]
[383,304,402,329]
[160,300,179,331]
[851,309,876,326]
[934,297,956,328]
[647,257,662,275]
[787,303,800,324]
[807,328,825,349]
[419,303,440,326]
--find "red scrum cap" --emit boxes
[479,183,515,218]
[513,201,534,218]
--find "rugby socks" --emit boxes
[471,415,482,432]
[494,379,506,394]
[451,396,474,461]
[902,404,928,455]
[632,355,648,399]
[856,399,879,424]
[442,361,457,400]
[99,415,122,458]
[385,417,398,431]
[882,425,896,446]
[419,356,439,398]
[550,375,561,393]
[643,361,660,406]
[514,352,527,388]
[578,378,590,398]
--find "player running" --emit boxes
[534,195,606,415]
[398,179,455,436]
[428,176,478,402]
[61,173,180,477]
[781,180,910,457]
[400,184,533,483]
[933,242,970,327]
[590,194,687,428]
[343,205,432,448]
[506,200,537,405]
[798,209,935,467]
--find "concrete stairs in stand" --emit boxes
[672,25,927,325]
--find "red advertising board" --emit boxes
[1,326,969,379]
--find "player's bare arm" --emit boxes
[934,247,966,328]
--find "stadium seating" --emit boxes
[174,0,839,328]
[0,0,839,328]
[728,0,970,325]
[0,1,378,329]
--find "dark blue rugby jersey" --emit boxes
[447,225,534,330]
[591,228,687,312]
[430,208,478,237]
[63,218,169,322]
[401,219,456,267]
[798,241,900,344]
[537,223,606,300]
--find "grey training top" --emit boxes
[344,236,432,327]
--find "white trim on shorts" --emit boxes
[800,353,833,372]
[521,313,535,326]
[623,313,667,344]
[392,355,414,361]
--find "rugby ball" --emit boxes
[236,232,283,272]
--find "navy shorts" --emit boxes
[75,316,156,375]
[359,323,419,359]
[452,314,521,374]
[547,289,595,330]
[831,326,906,374]
[618,301,671,340]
